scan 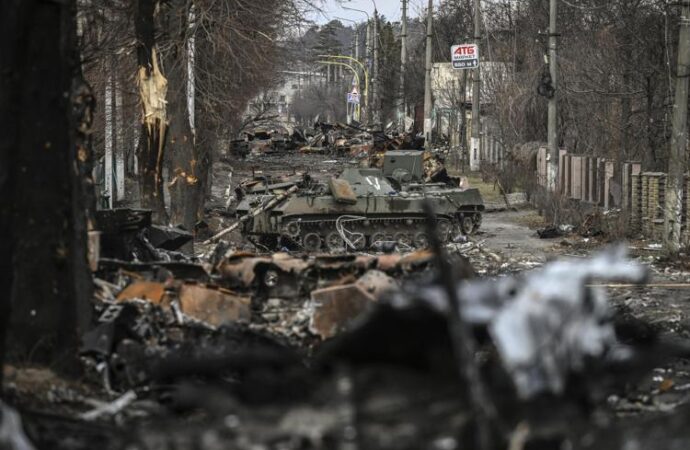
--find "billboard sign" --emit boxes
[451,44,479,69]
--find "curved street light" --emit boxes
[334,16,360,60]
[318,60,362,122]
[341,4,369,20]
[341,1,379,126]
[319,54,368,119]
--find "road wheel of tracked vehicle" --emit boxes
[413,232,429,248]
[348,233,367,251]
[303,233,322,252]
[325,231,345,251]
[460,215,474,235]
[472,214,482,233]
[282,221,300,238]
[369,232,387,249]
[394,232,412,248]
[437,220,452,241]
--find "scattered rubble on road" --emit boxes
[9,237,690,449]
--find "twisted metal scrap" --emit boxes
[460,245,648,399]
[394,245,649,399]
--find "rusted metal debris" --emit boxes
[309,270,398,339]
[178,284,251,326]
[87,241,439,356]
[309,284,377,339]
[214,250,433,301]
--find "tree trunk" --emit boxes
[135,0,169,224]
[645,75,658,170]
[164,0,198,233]
[194,121,213,223]
[194,37,216,224]
[0,0,93,374]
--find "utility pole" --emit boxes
[470,0,481,171]
[115,79,125,201]
[664,1,690,252]
[354,26,359,60]
[423,0,433,146]
[460,70,468,172]
[547,0,558,190]
[372,9,380,127]
[104,69,113,208]
[365,20,371,123]
[399,0,408,128]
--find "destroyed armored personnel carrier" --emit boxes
[236,151,484,251]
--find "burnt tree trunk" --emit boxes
[0,0,93,374]
[135,0,169,223]
[163,0,199,233]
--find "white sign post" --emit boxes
[451,44,479,69]
[347,93,360,104]
[347,85,360,104]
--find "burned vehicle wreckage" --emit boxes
[234,151,485,251]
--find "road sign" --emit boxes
[451,44,479,69]
[347,92,360,104]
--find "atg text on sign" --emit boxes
[451,44,479,69]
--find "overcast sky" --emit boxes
[312,0,438,25]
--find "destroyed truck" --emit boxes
[236,151,484,251]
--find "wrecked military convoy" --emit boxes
[235,151,484,251]
[230,118,424,158]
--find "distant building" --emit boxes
[430,61,511,169]
[245,70,326,126]
[432,61,511,107]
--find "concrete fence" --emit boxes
[535,147,639,209]
[480,134,505,167]
[533,147,690,240]
[479,118,506,169]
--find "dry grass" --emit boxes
[458,173,505,203]
[513,210,548,229]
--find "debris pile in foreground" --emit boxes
[5,244,690,449]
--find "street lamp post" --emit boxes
[318,60,362,122]
[334,16,360,61]
[342,2,378,126]
[319,54,368,124]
